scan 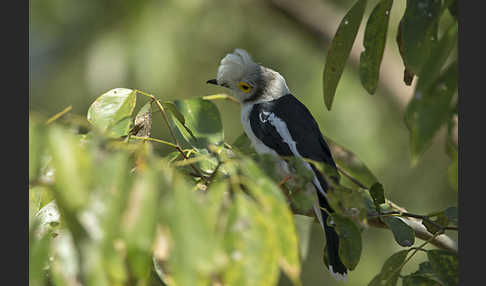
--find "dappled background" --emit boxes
[29,0,457,285]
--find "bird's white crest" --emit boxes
[217,48,258,84]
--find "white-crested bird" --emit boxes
[207,48,348,281]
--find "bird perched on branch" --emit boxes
[207,48,347,281]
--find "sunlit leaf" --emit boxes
[428,250,458,286]
[122,163,161,280]
[323,0,368,110]
[29,117,46,181]
[293,215,315,262]
[87,88,137,138]
[381,216,415,247]
[161,165,227,286]
[405,61,458,164]
[240,158,301,284]
[359,0,394,94]
[29,231,51,286]
[170,97,224,149]
[368,250,408,286]
[223,193,280,286]
[331,213,362,270]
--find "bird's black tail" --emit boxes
[312,164,348,281]
[317,191,348,281]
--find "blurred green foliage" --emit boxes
[30,0,458,285]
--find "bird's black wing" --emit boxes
[249,94,337,170]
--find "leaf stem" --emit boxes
[45,105,72,125]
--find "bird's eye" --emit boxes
[238,82,252,93]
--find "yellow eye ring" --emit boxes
[238,82,252,93]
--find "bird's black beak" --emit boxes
[206,79,219,86]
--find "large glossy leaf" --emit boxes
[428,250,458,286]
[87,88,137,138]
[29,117,46,181]
[323,0,368,110]
[331,213,362,270]
[160,165,226,286]
[47,125,93,233]
[405,61,457,163]
[121,162,161,280]
[360,0,394,94]
[240,158,301,284]
[381,216,415,247]
[223,193,280,286]
[368,250,408,286]
[170,97,224,149]
[397,0,441,76]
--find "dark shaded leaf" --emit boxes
[368,250,408,286]
[407,261,443,284]
[359,0,394,94]
[327,186,369,221]
[444,207,457,226]
[415,23,458,94]
[405,61,458,164]
[331,213,362,270]
[369,182,386,210]
[402,275,440,286]
[87,88,137,138]
[428,250,458,286]
[381,216,415,246]
[397,0,441,76]
[323,0,368,110]
[325,137,379,189]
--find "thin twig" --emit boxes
[336,165,368,189]
[45,105,72,125]
[130,136,178,149]
[134,89,209,183]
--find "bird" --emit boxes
[207,48,348,281]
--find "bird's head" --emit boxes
[207,49,289,103]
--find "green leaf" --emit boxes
[331,213,362,270]
[368,250,408,286]
[406,261,443,285]
[323,0,368,110]
[359,0,394,94]
[232,132,257,157]
[415,22,458,94]
[240,158,301,284]
[29,117,46,181]
[402,275,439,286]
[47,125,93,233]
[447,147,458,192]
[381,216,415,247]
[444,207,457,226]
[87,88,137,138]
[397,0,441,76]
[325,137,379,189]
[122,163,161,279]
[327,186,370,221]
[405,61,458,164]
[223,193,280,286]
[427,250,458,286]
[293,215,315,262]
[161,165,226,286]
[170,97,224,149]
[163,100,196,140]
[29,232,51,286]
[369,182,386,210]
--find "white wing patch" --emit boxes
[265,112,328,199]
